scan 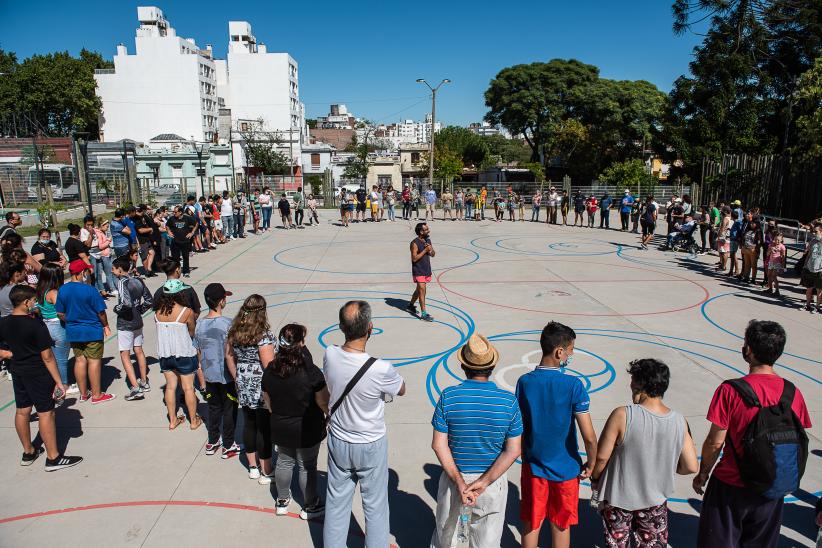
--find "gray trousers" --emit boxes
[430,472,508,548]
[323,434,389,548]
[275,443,320,506]
[222,215,234,237]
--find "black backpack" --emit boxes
[723,378,808,500]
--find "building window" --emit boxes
[311,153,320,167]
[411,152,420,164]
[240,122,249,131]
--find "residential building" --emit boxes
[135,133,233,199]
[366,156,402,189]
[315,104,356,129]
[215,20,306,173]
[301,143,334,177]
[467,122,510,138]
[399,143,428,178]
[95,6,218,143]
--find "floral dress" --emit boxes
[233,331,274,409]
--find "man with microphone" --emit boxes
[408,222,435,322]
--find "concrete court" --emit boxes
[0,210,819,548]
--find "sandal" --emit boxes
[169,415,185,430]
[190,415,203,430]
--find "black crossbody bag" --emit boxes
[326,357,377,422]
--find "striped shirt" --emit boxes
[432,380,523,474]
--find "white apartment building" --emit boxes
[215,21,306,173]
[368,115,442,150]
[95,6,218,143]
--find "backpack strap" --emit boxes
[723,379,762,408]
[777,379,796,411]
[328,357,378,419]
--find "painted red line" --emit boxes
[214,279,696,285]
[0,500,398,547]
[436,259,710,317]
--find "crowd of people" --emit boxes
[0,192,818,546]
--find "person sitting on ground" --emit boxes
[591,358,698,547]
[0,285,83,471]
[663,214,697,250]
[430,333,522,548]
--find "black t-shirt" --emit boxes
[134,214,153,244]
[31,240,61,264]
[167,215,196,244]
[573,195,585,210]
[642,203,657,223]
[261,347,327,448]
[278,199,291,215]
[0,315,53,376]
[153,284,201,316]
[355,188,366,204]
[64,237,89,262]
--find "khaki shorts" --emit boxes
[71,340,104,360]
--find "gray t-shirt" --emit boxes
[193,315,233,384]
[0,285,14,317]
[599,404,685,511]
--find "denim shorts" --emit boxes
[159,355,198,375]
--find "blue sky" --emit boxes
[0,0,705,126]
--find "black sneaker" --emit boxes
[45,454,83,472]
[300,501,325,520]
[21,447,44,466]
[406,304,418,316]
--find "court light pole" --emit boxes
[416,78,450,193]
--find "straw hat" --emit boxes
[457,334,500,369]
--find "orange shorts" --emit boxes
[520,464,579,531]
[413,275,432,283]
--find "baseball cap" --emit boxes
[162,279,186,294]
[732,199,742,206]
[204,283,232,304]
[68,259,92,275]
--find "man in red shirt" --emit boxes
[693,320,811,547]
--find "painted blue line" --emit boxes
[701,292,822,366]
[272,241,479,275]
[496,237,613,256]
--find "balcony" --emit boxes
[94,68,116,75]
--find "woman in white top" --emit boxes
[155,280,201,430]
[258,187,274,231]
[592,359,698,547]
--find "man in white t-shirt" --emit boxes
[323,300,406,548]
[220,191,234,240]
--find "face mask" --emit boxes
[39,239,50,245]
[559,355,574,369]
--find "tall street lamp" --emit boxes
[416,78,450,192]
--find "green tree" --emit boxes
[238,119,291,175]
[421,143,464,184]
[598,159,657,197]
[480,134,531,165]
[20,144,56,165]
[484,59,599,163]
[793,57,822,163]
[5,49,111,136]
[434,126,489,167]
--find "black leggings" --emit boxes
[700,225,710,252]
[242,407,272,459]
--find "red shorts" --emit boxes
[520,464,579,531]
[413,275,432,283]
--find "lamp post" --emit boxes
[416,78,450,193]
[194,142,206,198]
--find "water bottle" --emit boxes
[457,504,471,543]
[589,487,600,508]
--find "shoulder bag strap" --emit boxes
[723,378,762,408]
[777,379,796,411]
[328,357,378,419]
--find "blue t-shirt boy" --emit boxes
[55,281,107,343]
[193,316,233,384]
[516,367,590,481]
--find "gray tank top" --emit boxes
[599,404,685,511]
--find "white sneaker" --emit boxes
[275,497,291,516]
[109,290,119,297]
[258,474,273,485]
[65,383,80,395]
[248,466,261,480]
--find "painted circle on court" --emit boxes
[471,235,617,257]
[272,240,479,275]
[491,346,615,394]
[436,259,710,317]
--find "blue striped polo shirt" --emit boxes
[432,380,523,473]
